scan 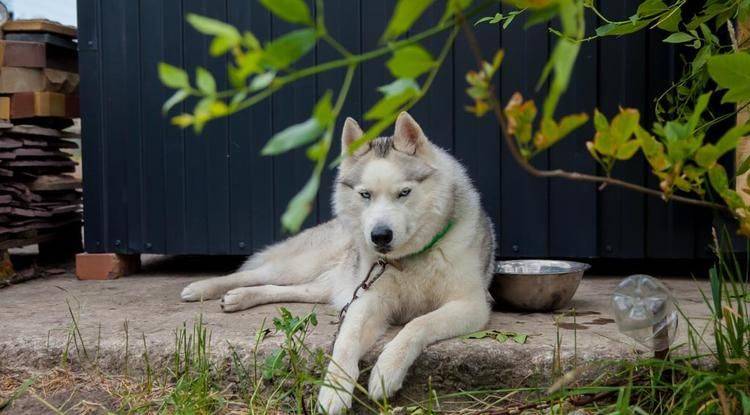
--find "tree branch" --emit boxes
[457,18,729,213]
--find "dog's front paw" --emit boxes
[368,353,408,401]
[220,288,256,313]
[180,280,222,302]
[316,383,351,414]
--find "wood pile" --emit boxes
[0,19,81,251]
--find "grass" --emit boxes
[1,231,748,414]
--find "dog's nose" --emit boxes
[370,225,393,247]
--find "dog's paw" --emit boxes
[180,281,221,302]
[316,384,351,414]
[219,288,255,313]
[368,354,407,401]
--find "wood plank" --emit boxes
[0,67,79,94]
[4,33,77,50]
[0,40,78,72]
[29,175,81,191]
[9,124,62,138]
[0,138,23,148]
[2,19,78,38]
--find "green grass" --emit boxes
[2,230,748,414]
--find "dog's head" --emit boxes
[334,112,450,258]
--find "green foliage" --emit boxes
[465,50,504,116]
[258,0,313,25]
[383,0,436,41]
[386,45,436,79]
[262,92,333,156]
[707,52,750,104]
[262,28,317,70]
[586,108,641,175]
[475,9,524,29]
[160,0,750,236]
[462,329,528,344]
[504,92,589,159]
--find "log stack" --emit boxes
[0,19,81,253]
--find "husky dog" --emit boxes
[181,112,495,414]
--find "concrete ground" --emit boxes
[0,255,713,395]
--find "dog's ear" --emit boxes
[341,117,364,156]
[393,112,428,155]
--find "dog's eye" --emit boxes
[359,191,371,200]
[398,188,411,198]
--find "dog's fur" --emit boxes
[181,113,496,414]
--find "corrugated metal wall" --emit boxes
[77,0,714,259]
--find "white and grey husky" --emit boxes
[181,112,496,413]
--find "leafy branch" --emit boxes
[159,0,750,235]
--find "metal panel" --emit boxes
[597,0,647,259]
[499,8,549,257]
[78,0,712,259]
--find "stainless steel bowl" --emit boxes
[490,260,590,311]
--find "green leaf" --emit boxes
[386,45,436,79]
[249,71,276,91]
[615,140,640,160]
[158,63,190,89]
[636,0,667,17]
[694,144,719,168]
[707,53,750,104]
[377,78,420,97]
[663,32,693,43]
[708,164,729,192]
[196,67,216,95]
[263,28,317,70]
[262,349,287,379]
[610,109,640,144]
[557,113,588,138]
[313,91,334,126]
[687,92,711,131]
[262,118,325,156]
[461,330,491,339]
[364,88,417,121]
[511,333,527,344]
[383,0,435,41]
[656,8,681,32]
[258,0,312,25]
[281,173,321,233]
[210,36,236,56]
[162,89,189,115]
[171,113,194,128]
[495,332,509,343]
[715,124,750,155]
[594,132,616,156]
[595,20,650,37]
[186,13,241,43]
[243,31,261,50]
[593,109,608,132]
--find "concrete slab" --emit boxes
[0,256,713,394]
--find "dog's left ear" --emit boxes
[393,112,428,155]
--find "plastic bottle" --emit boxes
[611,274,678,351]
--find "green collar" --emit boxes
[405,219,454,258]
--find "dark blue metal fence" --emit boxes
[77,0,713,259]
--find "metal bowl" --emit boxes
[490,260,590,311]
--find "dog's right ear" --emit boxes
[341,117,364,157]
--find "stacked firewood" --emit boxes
[0,20,81,251]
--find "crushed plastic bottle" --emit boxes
[611,274,678,351]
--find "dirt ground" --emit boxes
[0,255,714,413]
